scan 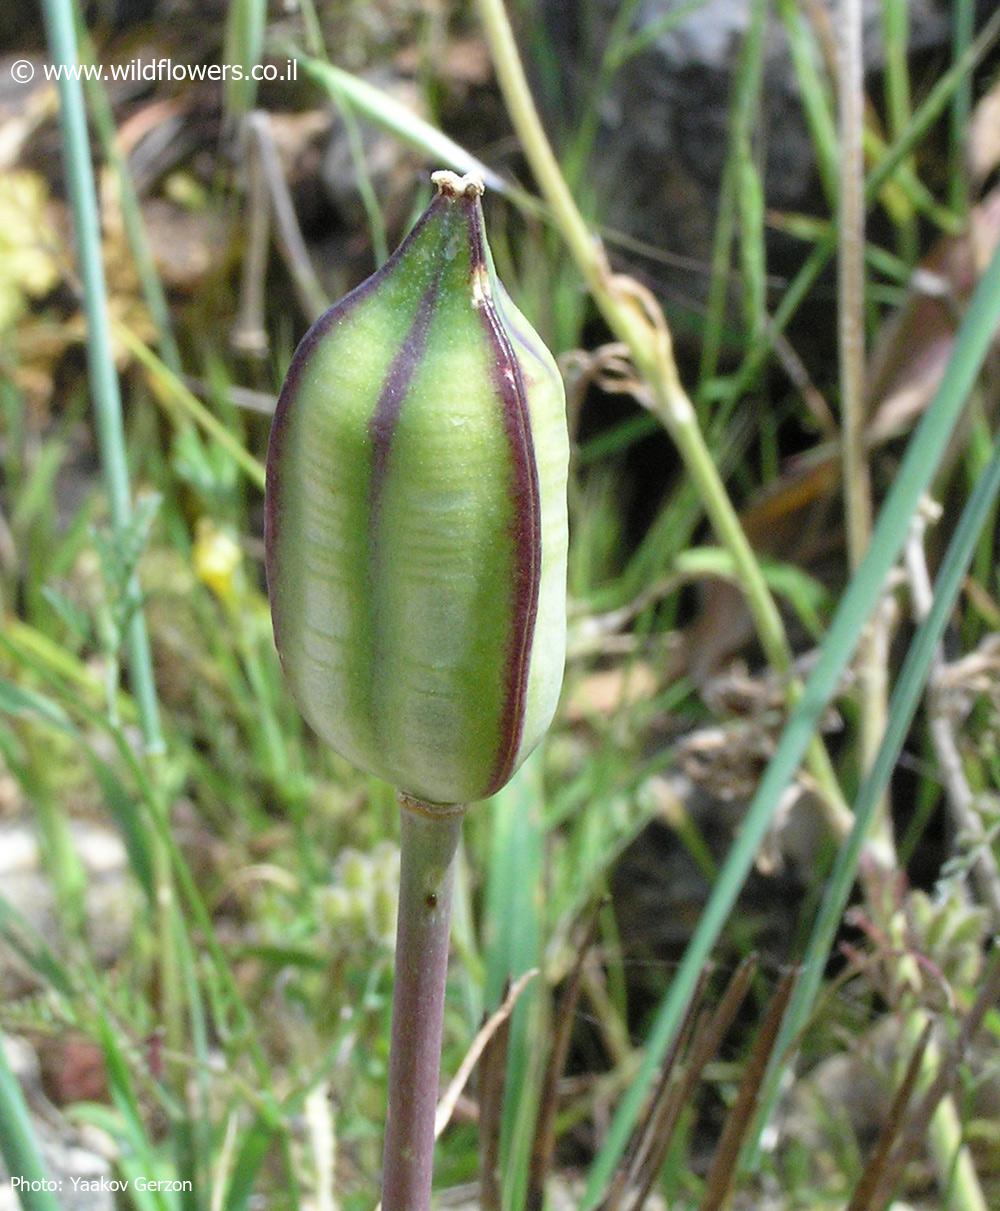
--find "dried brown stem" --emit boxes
[847,1019,933,1211]
[624,958,756,1211]
[527,903,603,1211]
[869,945,1000,1211]
[478,974,513,1211]
[699,967,798,1211]
[601,967,710,1211]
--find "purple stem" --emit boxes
[381,799,464,1211]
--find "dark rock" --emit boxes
[540,0,971,302]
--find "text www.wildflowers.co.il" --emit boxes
[9,57,298,85]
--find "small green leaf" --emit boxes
[0,676,76,734]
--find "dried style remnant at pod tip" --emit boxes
[265,170,569,805]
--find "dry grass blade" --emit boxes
[368,970,534,1211]
[868,945,1000,1211]
[526,903,604,1211]
[904,513,1000,930]
[478,977,514,1211]
[247,111,328,320]
[231,122,271,357]
[435,968,537,1140]
[600,967,712,1211]
[625,957,757,1211]
[698,967,798,1211]
[846,1019,933,1211]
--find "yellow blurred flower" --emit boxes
[193,519,243,604]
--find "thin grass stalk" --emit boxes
[697,159,739,394]
[741,418,1000,1181]
[861,124,961,234]
[880,0,918,262]
[561,0,647,186]
[607,0,711,72]
[381,800,464,1211]
[731,135,765,348]
[838,0,893,858]
[949,0,975,213]
[901,1008,987,1211]
[582,233,1000,1208]
[76,12,182,375]
[734,0,767,348]
[245,112,328,319]
[39,0,188,1111]
[475,0,850,837]
[775,0,838,208]
[232,126,271,356]
[698,0,767,387]
[222,0,266,127]
[40,0,164,756]
[0,1033,60,1211]
[838,0,873,572]
[321,82,389,266]
[31,766,87,936]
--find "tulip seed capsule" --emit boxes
[266,170,568,807]
[265,172,569,1211]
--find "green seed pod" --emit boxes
[265,171,568,805]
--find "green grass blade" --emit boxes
[580,236,1000,1210]
[0,892,76,999]
[0,1034,61,1211]
[290,51,528,206]
[222,1116,276,1211]
[742,418,1000,1173]
[481,753,546,1211]
[90,752,156,900]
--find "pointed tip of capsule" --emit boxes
[431,169,485,199]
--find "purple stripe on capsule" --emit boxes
[264,196,449,655]
[368,272,443,516]
[364,252,445,750]
[463,195,543,797]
